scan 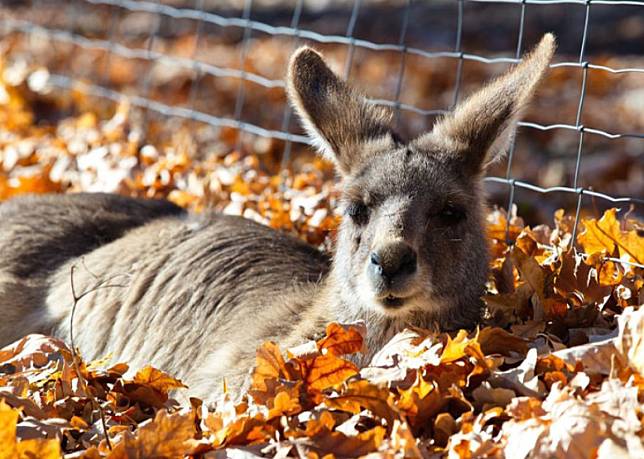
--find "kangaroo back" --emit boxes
[0,193,184,345]
[0,193,184,278]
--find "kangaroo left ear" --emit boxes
[286,47,396,176]
[414,33,556,175]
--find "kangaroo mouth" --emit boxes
[382,294,405,309]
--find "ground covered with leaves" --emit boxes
[0,36,643,459]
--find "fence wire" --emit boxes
[1,0,643,262]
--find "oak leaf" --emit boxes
[108,409,196,459]
[440,330,485,364]
[554,250,611,308]
[396,373,443,428]
[316,322,365,357]
[478,327,528,356]
[324,380,398,427]
[300,353,359,393]
[132,366,187,394]
[307,425,386,457]
[577,208,642,265]
[251,341,297,393]
[0,401,61,459]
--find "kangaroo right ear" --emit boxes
[287,47,395,175]
[413,33,555,176]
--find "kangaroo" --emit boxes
[0,35,554,402]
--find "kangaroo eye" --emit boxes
[346,202,369,225]
[440,204,466,224]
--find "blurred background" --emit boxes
[0,0,642,242]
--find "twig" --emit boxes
[69,263,129,451]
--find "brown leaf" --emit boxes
[132,366,187,394]
[483,282,533,326]
[308,425,386,457]
[251,341,297,393]
[396,374,444,427]
[108,409,196,459]
[554,250,611,308]
[324,380,398,427]
[478,327,528,356]
[433,412,457,446]
[511,246,547,304]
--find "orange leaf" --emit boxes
[397,374,444,427]
[324,380,398,426]
[441,330,485,364]
[108,409,196,458]
[218,415,275,447]
[596,258,624,286]
[578,208,643,264]
[301,411,336,437]
[0,401,19,459]
[133,366,187,394]
[251,341,296,393]
[316,322,364,356]
[302,354,359,393]
[16,439,62,459]
[267,385,302,420]
[0,401,61,459]
[0,171,60,200]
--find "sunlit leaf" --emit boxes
[132,366,187,394]
[109,409,196,458]
[578,208,643,265]
[316,322,365,357]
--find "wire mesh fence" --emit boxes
[0,0,642,262]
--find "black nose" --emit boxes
[369,242,417,283]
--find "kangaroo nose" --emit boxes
[369,242,417,283]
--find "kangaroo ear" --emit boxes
[415,33,555,175]
[287,47,395,175]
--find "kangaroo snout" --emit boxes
[368,241,417,297]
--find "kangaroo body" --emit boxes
[0,193,331,398]
[0,36,555,402]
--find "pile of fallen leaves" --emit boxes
[1,29,643,459]
[0,263,642,457]
[0,57,340,249]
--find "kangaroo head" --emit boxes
[287,35,555,330]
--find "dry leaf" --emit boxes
[108,409,196,458]
[577,209,642,265]
[316,322,365,357]
[0,401,61,459]
[132,366,187,394]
